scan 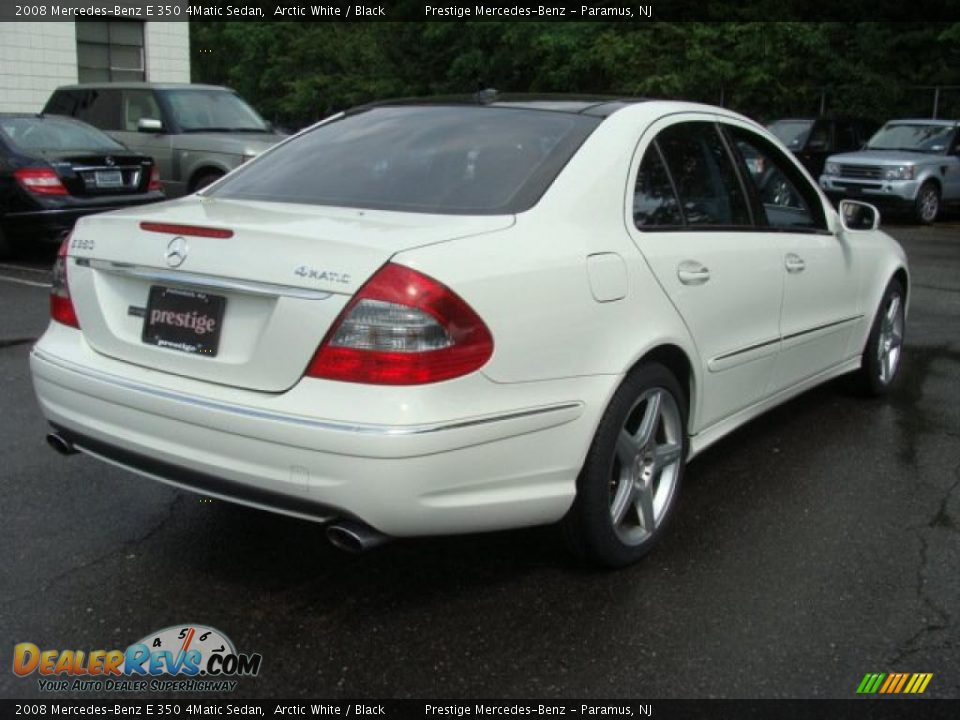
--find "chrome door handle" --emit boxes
[785,253,806,273]
[677,260,710,285]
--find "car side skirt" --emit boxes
[688,355,861,460]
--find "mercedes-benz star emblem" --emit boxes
[165,237,188,268]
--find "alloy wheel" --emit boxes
[918,187,939,223]
[878,292,904,385]
[608,388,683,545]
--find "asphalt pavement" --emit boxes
[1,222,958,699]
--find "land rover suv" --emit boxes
[819,118,960,223]
[44,83,285,197]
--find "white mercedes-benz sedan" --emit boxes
[31,96,908,567]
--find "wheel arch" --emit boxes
[187,165,228,193]
[622,343,698,433]
[917,173,941,194]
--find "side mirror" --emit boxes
[839,199,880,231]
[138,118,164,133]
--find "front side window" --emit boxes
[210,106,600,214]
[655,122,751,228]
[122,90,162,131]
[728,126,825,231]
[76,20,145,83]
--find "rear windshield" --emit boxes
[0,116,124,153]
[209,106,601,214]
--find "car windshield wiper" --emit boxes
[866,146,926,153]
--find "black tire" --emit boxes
[563,363,688,568]
[190,171,224,193]
[914,181,939,225]
[855,278,905,397]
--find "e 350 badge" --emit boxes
[13,624,262,693]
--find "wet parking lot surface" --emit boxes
[1,222,958,699]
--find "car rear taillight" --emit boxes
[14,167,68,196]
[306,263,493,385]
[147,166,162,191]
[51,235,79,328]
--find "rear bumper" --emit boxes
[31,324,611,536]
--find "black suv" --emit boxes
[767,117,877,178]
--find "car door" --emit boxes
[797,118,832,177]
[942,128,960,201]
[111,89,175,190]
[724,121,860,392]
[627,116,784,431]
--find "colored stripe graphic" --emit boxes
[857,672,932,694]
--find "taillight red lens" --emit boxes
[14,167,68,196]
[51,235,79,328]
[306,263,493,385]
[147,166,162,191]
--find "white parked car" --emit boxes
[31,97,909,567]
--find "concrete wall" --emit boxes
[0,23,79,113]
[0,21,191,113]
[145,22,190,84]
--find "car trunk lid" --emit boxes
[64,196,512,392]
[42,152,154,197]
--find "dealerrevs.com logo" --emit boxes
[13,624,262,693]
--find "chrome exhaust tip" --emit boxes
[326,520,391,553]
[46,432,78,456]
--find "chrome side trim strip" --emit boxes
[79,258,334,301]
[782,314,864,342]
[713,336,780,363]
[710,315,864,367]
[33,349,582,436]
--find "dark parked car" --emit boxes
[767,117,877,178]
[0,113,164,258]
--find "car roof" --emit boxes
[52,82,230,92]
[0,112,84,122]
[347,93,649,118]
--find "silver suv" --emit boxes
[44,83,285,197]
[819,119,960,223]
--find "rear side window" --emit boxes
[835,121,858,151]
[45,91,83,116]
[655,122,751,228]
[73,89,123,131]
[634,144,683,228]
[209,106,601,214]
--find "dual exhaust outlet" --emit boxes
[44,432,391,553]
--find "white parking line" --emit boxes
[0,263,51,276]
[0,275,50,288]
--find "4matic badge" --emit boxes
[13,624,262,693]
[294,265,351,284]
